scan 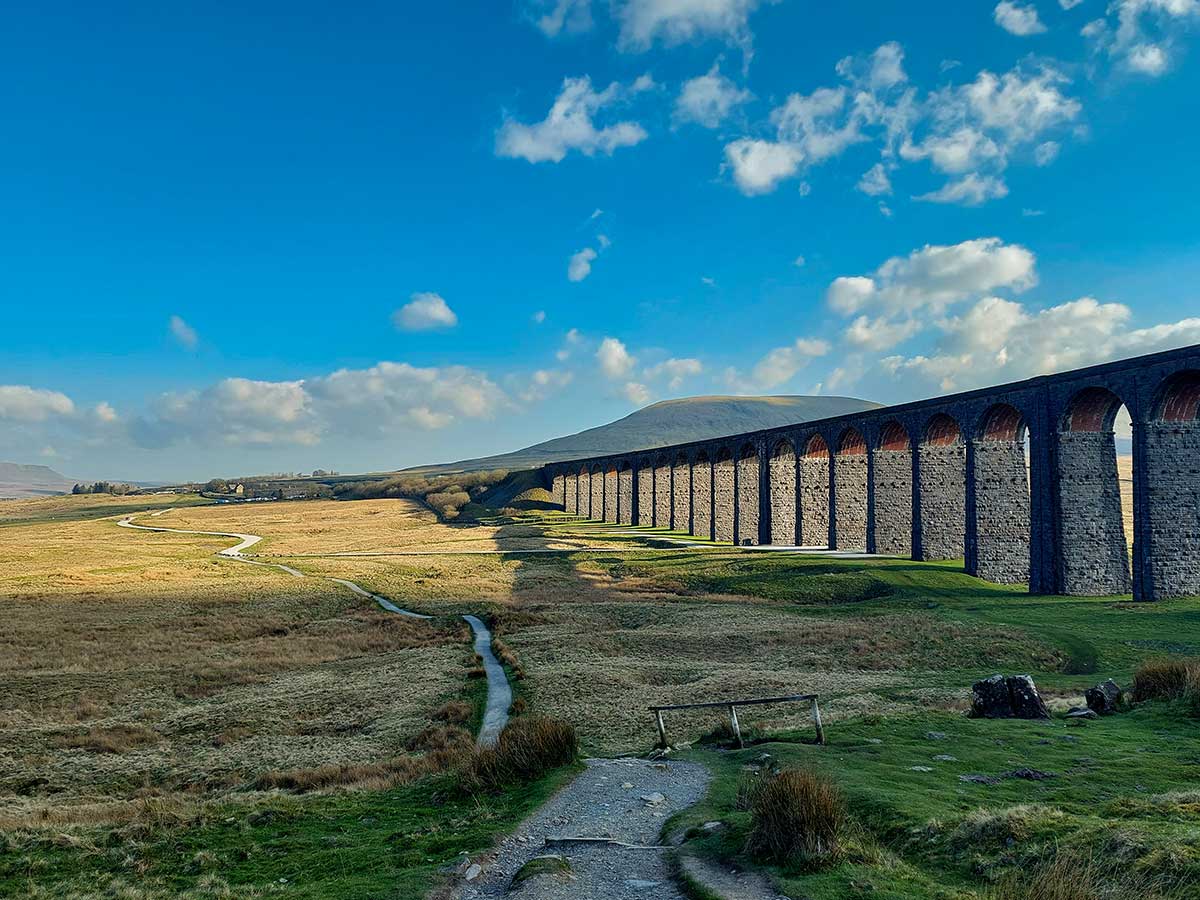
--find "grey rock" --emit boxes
[1007,675,1051,719]
[970,675,1013,718]
[959,774,1000,785]
[1066,707,1098,719]
[925,731,948,740]
[1086,679,1123,715]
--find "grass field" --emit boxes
[2,485,1196,898]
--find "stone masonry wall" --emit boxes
[604,470,618,523]
[654,465,671,528]
[1057,431,1131,595]
[692,462,712,540]
[833,455,868,550]
[872,450,911,556]
[974,441,1030,584]
[672,463,691,532]
[800,456,830,546]
[590,472,604,521]
[552,475,565,510]
[1145,423,1200,598]
[565,473,577,514]
[637,467,654,526]
[919,444,966,560]
[714,457,735,543]
[769,450,797,545]
[737,454,760,545]
[618,468,634,525]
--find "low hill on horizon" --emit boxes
[412,394,884,475]
[0,462,77,499]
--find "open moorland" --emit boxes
[1,478,1197,899]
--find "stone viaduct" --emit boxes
[543,345,1200,602]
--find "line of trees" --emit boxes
[72,482,136,496]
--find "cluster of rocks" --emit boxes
[970,674,1125,721]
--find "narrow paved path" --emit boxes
[455,758,710,900]
[117,511,511,746]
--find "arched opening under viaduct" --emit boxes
[1058,387,1132,595]
[653,455,671,528]
[919,413,966,561]
[637,460,654,526]
[834,427,868,551]
[800,434,830,547]
[672,452,691,533]
[873,420,912,556]
[603,464,618,523]
[692,451,712,540]
[768,438,797,545]
[714,447,735,543]
[617,462,634,525]
[972,403,1031,584]
[737,443,760,546]
[589,464,604,521]
[1144,370,1200,598]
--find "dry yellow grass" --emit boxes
[0,494,473,828]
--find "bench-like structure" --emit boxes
[649,693,824,749]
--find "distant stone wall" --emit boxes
[654,465,671,527]
[800,456,830,546]
[872,450,911,555]
[564,473,577,514]
[637,467,654,526]
[692,461,712,540]
[974,442,1030,584]
[672,462,691,532]
[737,453,760,545]
[1057,431,1130,595]
[604,470,618,523]
[919,445,966,561]
[714,456,735,543]
[769,449,797,545]
[590,471,604,521]
[833,455,868,550]
[551,475,565,510]
[1145,423,1200,598]
[618,468,634,525]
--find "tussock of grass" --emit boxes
[1132,657,1200,713]
[987,851,1184,900]
[55,724,159,754]
[433,700,473,725]
[746,769,846,869]
[465,716,578,791]
[255,748,468,793]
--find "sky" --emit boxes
[2,0,1199,482]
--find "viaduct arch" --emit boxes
[542,345,1200,601]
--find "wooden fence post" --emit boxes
[811,698,825,745]
[655,710,667,749]
[729,705,743,748]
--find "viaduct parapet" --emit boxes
[542,345,1200,602]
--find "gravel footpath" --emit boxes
[454,758,710,900]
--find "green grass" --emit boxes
[669,703,1200,898]
[0,765,580,899]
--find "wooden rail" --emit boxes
[648,693,824,749]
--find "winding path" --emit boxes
[116,511,512,746]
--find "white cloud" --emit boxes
[532,310,547,324]
[1023,207,1046,216]
[617,0,771,55]
[528,0,594,36]
[623,381,652,405]
[169,315,198,350]
[1060,0,1084,8]
[701,275,716,286]
[916,173,1010,206]
[1086,0,1199,77]
[827,276,878,315]
[1034,140,1061,165]
[674,62,752,128]
[568,247,598,282]
[0,386,75,422]
[393,292,458,331]
[727,337,830,390]
[994,1,1048,35]
[496,76,648,164]
[901,126,1004,174]
[597,337,636,379]
[1127,42,1169,73]
[95,401,118,423]
[772,86,866,164]
[856,162,892,196]
[519,368,574,403]
[644,357,703,389]
[793,255,806,267]
[723,138,804,195]
[844,314,924,350]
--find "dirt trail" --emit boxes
[116,511,511,746]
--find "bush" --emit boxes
[746,769,846,869]
[1132,658,1200,714]
[465,716,577,791]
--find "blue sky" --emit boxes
[2,0,1198,481]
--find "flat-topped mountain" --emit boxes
[416,395,882,474]
[0,462,76,499]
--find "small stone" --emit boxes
[1066,707,1098,720]
[640,792,666,805]
[621,782,634,789]
[867,738,883,745]
[1003,768,1056,781]
[702,821,724,832]
[925,731,948,740]
[464,864,482,881]
[959,773,999,785]
[909,765,933,772]
[933,754,958,761]
[626,879,660,890]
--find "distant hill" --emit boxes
[0,462,76,499]
[414,395,883,474]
